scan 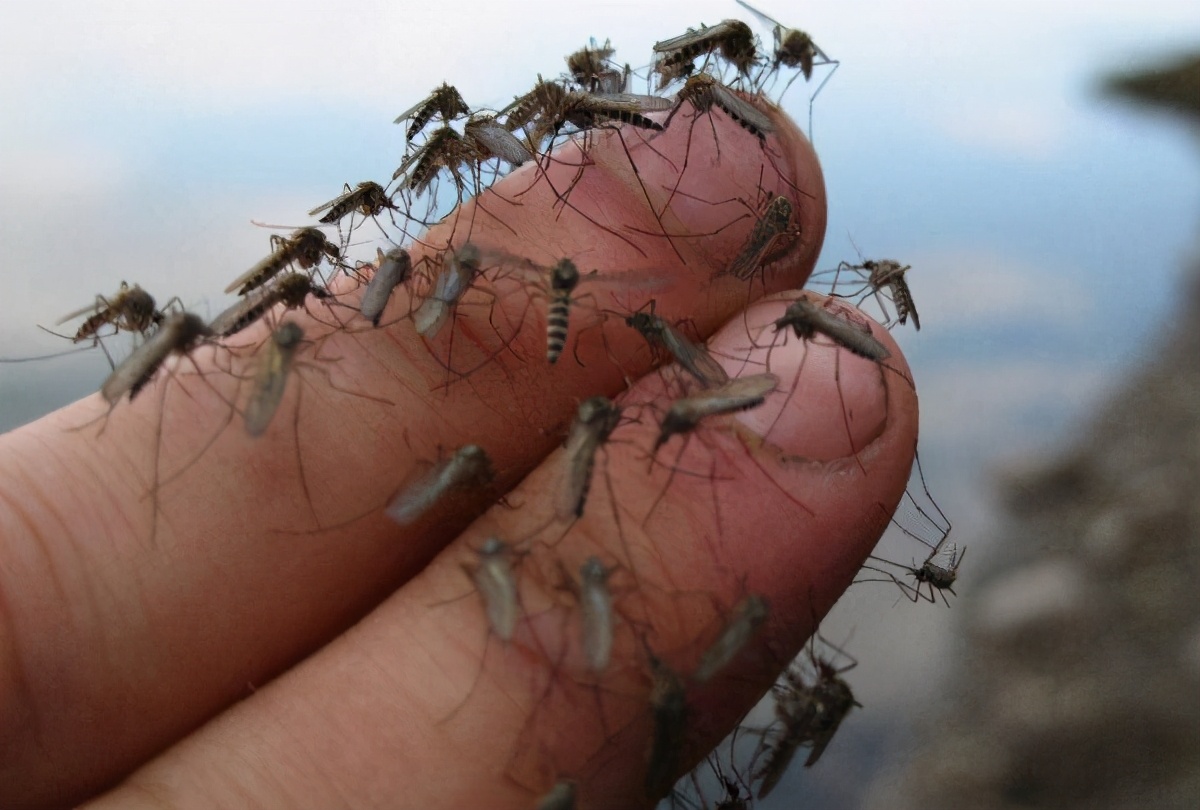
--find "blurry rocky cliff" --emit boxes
[865,53,1200,809]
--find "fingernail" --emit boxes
[711,295,893,462]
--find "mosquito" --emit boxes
[652,19,759,89]
[825,257,920,331]
[242,321,305,437]
[393,125,480,198]
[506,78,670,148]
[646,653,689,800]
[772,295,891,362]
[550,397,622,522]
[535,779,577,810]
[755,644,860,797]
[393,82,471,141]
[307,180,398,226]
[467,536,519,641]
[359,246,413,327]
[386,443,496,526]
[721,193,799,282]
[625,299,729,389]
[412,243,482,337]
[735,1,834,80]
[735,0,839,137]
[463,113,535,168]
[224,227,341,297]
[663,72,775,142]
[209,272,332,338]
[692,594,769,683]
[578,556,616,673]
[565,38,620,93]
[100,312,213,404]
[56,281,169,344]
[861,537,965,607]
[654,373,778,453]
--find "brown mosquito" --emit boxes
[625,299,730,389]
[100,312,213,404]
[385,443,496,526]
[392,125,480,198]
[692,594,769,683]
[652,19,759,89]
[505,77,670,147]
[210,272,332,338]
[735,1,839,135]
[735,1,834,79]
[823,257,921,330]
[463,113,534,168]
[646,653,689,800]
[307,180,398,225]
[565,38,622,93]
[225,227,341,297]
[393,82,471,141]
[720,193,799,282]
[754,640,860,797]
[242,321,305,437]
[56,281,170,344]
[772,295,891,362]
[654,373,778,453]
[412,243,482,338]
[664,72,775,142]
[558,396,623,521]
[359,246,413,327]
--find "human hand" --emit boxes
[0,99,917,809]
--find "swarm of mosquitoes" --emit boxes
[3,3,964,808]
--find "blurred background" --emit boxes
[1,1,1198,807]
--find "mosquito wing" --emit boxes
[735,0,784,30]
[588,93,675,112]
[306,187,353,218]
[659,322,730,388]
[806,302,890,361]
[55,301,107,326]
[466,117,534,166]
[653,20,743,54]
[710,82,776,135]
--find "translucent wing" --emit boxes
[659,322,730,388]
[306,187,353,218]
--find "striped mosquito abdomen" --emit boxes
[546,259,580,364]
[210,273,330,338]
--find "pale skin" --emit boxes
[0,98,918,808]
